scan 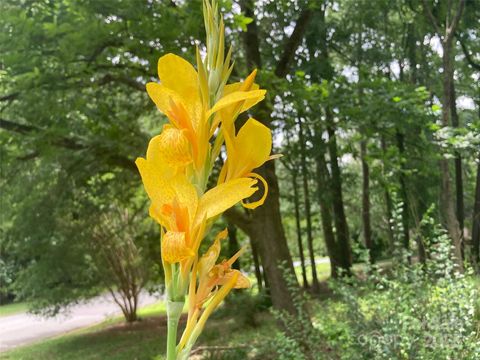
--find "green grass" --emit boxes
[137,298,190,318]
[2,306,274,360]
[0,302,29,317]
[294,258,331,284]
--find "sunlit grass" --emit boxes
[2,300,274,360]
[0,302,29,317]
[294,257,331,284]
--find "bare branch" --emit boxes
[275,8,313,77]
[422,0,442,35]
[0,118,39,134]
[0,93,19,102]
[97,74,144,92]
[223,207,252,236]
[447,0,465,37]
[456,34,480,70]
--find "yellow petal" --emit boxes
[226,246,246,267]
[147,126,192,167]
[149,204,166,226]
[146,82,184,116]
[194,271,239,332]
[198,229,228,279]
[233,118,272,177]
[136,158,198,224]
[222,70,261,113]
[171,175,199,226]
[161,231,194,263]
[207,90,266,118]
[136,157,174,207]
[157,54,199,103]
[195,178,258,225]
[242,173,268,210]
[216,270,251,289]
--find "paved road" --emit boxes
[293,257,330,267]
[0,293,161,352]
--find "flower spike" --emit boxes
[135,1,277,358]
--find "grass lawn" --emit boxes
[0,302,29,317]
[295,260,331,283]
[2,306,274,360]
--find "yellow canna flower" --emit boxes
[147,53,266,178]
[135,2,279,358]
[136,130,261,264]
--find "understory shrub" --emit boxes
[322,207,480,360]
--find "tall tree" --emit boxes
[318,3,352,274]
[297,118,320,290]
[226,0,313,314]
[423,0,465,270]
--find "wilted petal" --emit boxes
[216,269,251,289]
[198,229,228,279]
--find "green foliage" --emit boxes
[258,264,326,360]
[215,290,270,328]
[323,210,480,360]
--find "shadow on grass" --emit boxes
[3,310,273,360]
[3,315,180,360]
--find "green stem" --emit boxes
[166,301,184,360]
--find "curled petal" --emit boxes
[242,173,268,210]
[162,231,194,263]
[149,204,169,227]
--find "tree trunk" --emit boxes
[249,234,263,291]
[315,2,352,275]
[292,172,309,288]
[314,139,339,278]
[472,98,480,270]
[380,136,395,251]
[396,130,410,254]
[326,108,352,274]
[248,162,297,314]
[423,0,465,271]
[440,40,464,271]
[360,140,373,261]
[298,118,319,290]
[232,0,313,314]
[227,223,241,270]
[450,81,465,257]
[472,154,480,270]
[356,18,373,263]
